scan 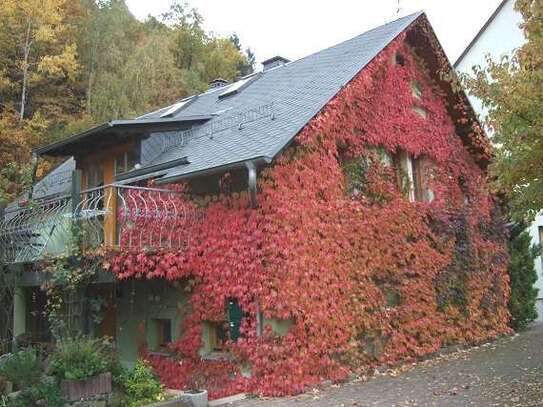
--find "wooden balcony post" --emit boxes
[104,185,118,247]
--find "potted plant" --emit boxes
[183,372,208,407]
[49,336,114,401]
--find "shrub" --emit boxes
[49,336,114,380]
[508,225,540,330]
[0,348,41,389]
[119,359,164,407]
[9,382,63,407]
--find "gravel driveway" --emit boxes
[231,323,543,407]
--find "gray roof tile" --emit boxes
[139,12,423,182]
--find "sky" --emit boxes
[125,0,503,66]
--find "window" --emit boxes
[208,321,228,352]
[203,299,244,354]
[151,318,172,351]
[411,81,423,100]
[393,151,415,201]
[115,150,136,175]
[412,106,428,119]
[86,165,104,188]
[394,52,406,66]
[393,151,434,202]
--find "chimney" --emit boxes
[209,78,229,89]
[262,56,290,72]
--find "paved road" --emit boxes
[233,323,543,407]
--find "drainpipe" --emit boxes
[28,152,38,199]
[246,161,258,208]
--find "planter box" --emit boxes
[182,390,208,407]
[60,372,112,402]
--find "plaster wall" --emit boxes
[115,280,189,367]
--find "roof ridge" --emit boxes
[264,11,424,72]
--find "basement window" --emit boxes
[208,321,228,352]
[151,318,172,351]
[202,299,244,354]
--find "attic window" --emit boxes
[218,74,259,99]
[411,81,422,99]
[412,106,428,119]
[394,52,406,66]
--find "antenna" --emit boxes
[396,0,402,15]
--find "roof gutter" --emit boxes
[156,156,272,208]
[115,156,190,183]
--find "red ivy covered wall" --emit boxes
[107,31,510,398]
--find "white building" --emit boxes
[455,0,543,321]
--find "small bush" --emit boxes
[9,382,63,407]
[0,348,41,389]
[119,359,164,407]
[49,336,114,380]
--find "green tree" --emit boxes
[76,0,146,122]
[508,223,539,330]
[165,2,248,84]
[463,0,543,221]
[230,33,255,76]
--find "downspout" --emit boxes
[28,152,39,200]
[246,161,258,208]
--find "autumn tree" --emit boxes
[0,0,82,200]
[464,0,543,220]
[0,0,253,200]
[0,0,81,121]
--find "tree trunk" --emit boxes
[19,21,32,122]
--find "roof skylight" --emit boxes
[160,96,194,118]
[218,73,260,99]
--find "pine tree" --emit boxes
[508,223,540,330]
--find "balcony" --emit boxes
[0,184,195,264]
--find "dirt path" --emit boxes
[232,323,543,406]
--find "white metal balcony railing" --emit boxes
[0,185,196,264]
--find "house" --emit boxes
[0,12,510,398]
[455,0,543,322]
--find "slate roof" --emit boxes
[135,11,424,183]
[34,12,423,193]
